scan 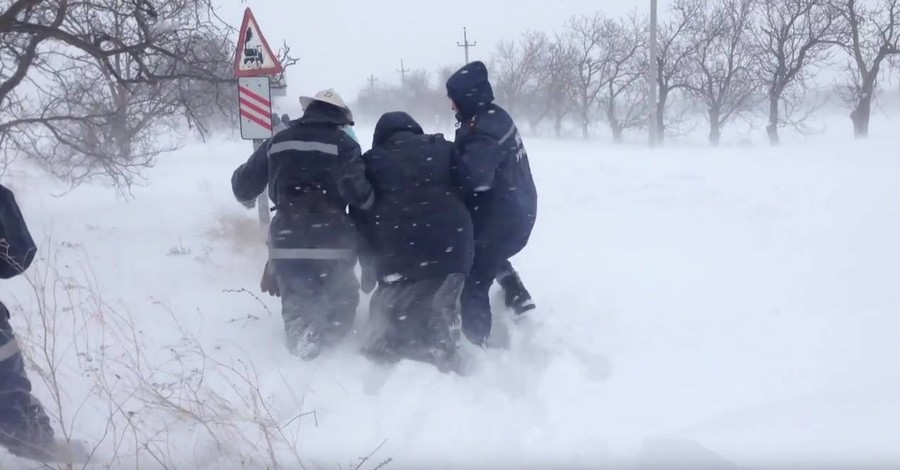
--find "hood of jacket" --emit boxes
[445,61,494,121]
[372,111,424,147]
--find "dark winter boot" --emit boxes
[497,270,535,316]
[0,397,57,462]
[0,398,87,465]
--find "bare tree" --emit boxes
[752,0,839,145]
[176,37,242,139]
[403,69,430,97]
[402,68,436,122]
[834,0,900,138]
[352,67,455,128]
[523,35,577,137]
[490,31,548,117]
[434,65,459,127]
[565,13,606,139]
[596,14,649,143]
[656,0,704,141]
[7,54,186,189]
[0,0,239,192]
[686,0,761,145]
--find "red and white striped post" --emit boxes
[233,7,284,230]
[237,76,276,229]
[238,79,275,135]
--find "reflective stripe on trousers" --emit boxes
[269,247,355,260]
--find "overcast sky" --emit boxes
[220,0,652,111]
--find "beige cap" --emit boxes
[298,88,353,121]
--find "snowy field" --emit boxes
[1,113,899,469]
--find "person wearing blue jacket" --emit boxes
[445,61,538,346]
[352,112,473,372]
[231,89,374,360]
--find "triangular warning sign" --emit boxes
[233,8,284,77]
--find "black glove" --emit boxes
[239,198,256,209]
[260,261,280,297]
[360,267,376,294]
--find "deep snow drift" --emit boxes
[1,116,899,469]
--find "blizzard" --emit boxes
[1,115,899,469]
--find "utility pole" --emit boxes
[397,58,409,89]
[648,0,660,146]
[367,74,377,92]
[457,27,477,63]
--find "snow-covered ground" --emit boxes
[1,114,899,469]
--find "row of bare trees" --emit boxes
[354,65,461,131]
[353,0,900,145]
[0,0,263,192]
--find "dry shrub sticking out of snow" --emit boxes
[3,235,317,469]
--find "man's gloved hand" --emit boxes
[260,260,280,297]
[360,267,376,294]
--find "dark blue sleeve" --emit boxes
[349,203,376,271]
[335,137,375,211]
[0,184,36,279]
[349,149,376,242]
[454,121,505,193]
[231,139,270,205]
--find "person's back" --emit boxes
[362,112,473,284]
[231,90,374,359]
[355,112,473,373]
[264,103,368,251]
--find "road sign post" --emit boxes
[233,7,285,232]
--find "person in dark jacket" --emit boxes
[231,89,375,360]
[352,112,473,373]
[445,61,538,346]
[0,184,82,463]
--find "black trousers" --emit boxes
[271,259,360,358]
[460,231,529,345]
[364,274,465,372]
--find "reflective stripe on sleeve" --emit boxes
[0,338,20,362]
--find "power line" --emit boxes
[457,27,477,64]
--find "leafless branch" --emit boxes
[684,0,763,145]
[751,0,839,144]
[1,0,239,191]
[833,0,900,138]
[594,13,649,143]
[491,30,549,117]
